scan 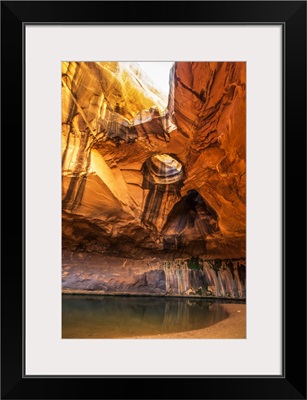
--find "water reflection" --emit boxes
[62,295,229,338]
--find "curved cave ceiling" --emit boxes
[145,154,184,185]
[62,61,246,259]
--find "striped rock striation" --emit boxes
[62,61,246,298]
[63,256,245,298]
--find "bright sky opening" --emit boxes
[136,62,174,96]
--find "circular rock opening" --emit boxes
[143,153,184,186]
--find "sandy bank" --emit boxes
[131,303,246,339]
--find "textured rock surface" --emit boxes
[62,252,246,299]
[62,61,246,297]
[169,62,246,241]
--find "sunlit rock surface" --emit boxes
[62,61,246,298]
[168,62,246,245]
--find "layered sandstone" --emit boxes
[62,255,245,298]
[62,61,246,297]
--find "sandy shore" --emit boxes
[131,303,246,339]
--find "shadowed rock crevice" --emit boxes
[162,189,219,253]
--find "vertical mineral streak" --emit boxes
[162,259,245,298]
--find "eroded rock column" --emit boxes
[141,154,184,232]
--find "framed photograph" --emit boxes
[1,1,306,399]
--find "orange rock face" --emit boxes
[62,61,246,282]
[169,62,246,256]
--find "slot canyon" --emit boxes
[62,61,246,307]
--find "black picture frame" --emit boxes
[1,1,306,399]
